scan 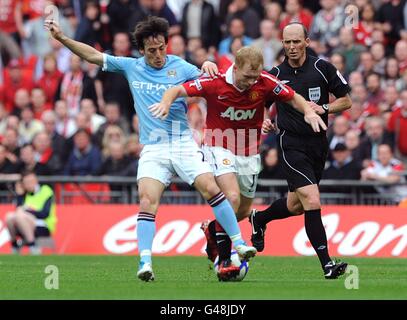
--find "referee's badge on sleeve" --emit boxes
[308,87,321,103]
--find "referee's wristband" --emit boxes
[322,104,329,113]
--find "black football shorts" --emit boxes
[278,130,328,192]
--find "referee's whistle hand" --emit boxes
[304,112,327,133]
[307,101,325,115]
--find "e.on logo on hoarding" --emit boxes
[293,213,407,257]
[102,215,206,255]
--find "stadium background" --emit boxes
[0,0,407,300]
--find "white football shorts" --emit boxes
[137,136,213,186]
[202,146,261,198]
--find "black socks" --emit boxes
[255,198,295,225]
[304,209,331,268]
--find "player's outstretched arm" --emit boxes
[149,86,189,120]
[287,93,327,133]
[44,19,103,66]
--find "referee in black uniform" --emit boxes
[249,22,352,279]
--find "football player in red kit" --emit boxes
[150,46,326,280]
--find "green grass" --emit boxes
[0,255,406,300]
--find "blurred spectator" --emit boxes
[329,53,347,79]
[394,40,407,74]
[17,143,51,175]
[0,0,25,44]
[107,0,138,35]
[32,131,63,174]
[54,100,77,139]
[2,128,20,163]
[22,0,74,58]
[378,85,400,115]
[18,106,44,145]
[63,128,102,176]
[366,72,385,106]
[328,115,349,152]
[375,0,405,48]
[181,0,220,49]
[354,2,375,47]
[264,1,283,29]
[252,19,282,71]
[345,129,364,163]
[2,59,35,113]
[151,0,180,35]
[217,37,243,70]
[257,147,286,194]
[0,30,22,65]
[309,0,345,51]
[101,125,126,158]
[168,35,193,62]
[128,0,154,35]
[348,71,364,88]
[218,17,252,55]
[225,0,260,39]
[357,51,375,79]
[6,115,20,132]
[349,84,379,116]
[74,0,106,48]
[370,41,386,76]
[323,143,362,182]
[359,116,393,165]
[333,27,366,76]
[258,147,285,181]
[125,133,143,161]
[11,88,31,117]
[361,144,407,202]
[48,37,72,74]
[279,0,313,32]
[35,53,63,104]
[382,57,403,89]
[0,144,19,174]
[31,87,52,120]
[5,170,56,254]
[95,101,130,147]
[191,47,209,68]
[80,98,106,134]
[98,140,137,176]
[41,110,68,165]
[55,54,97,118]
[387,89,407,160]
[342,97,370,133]
[95,32,135,120]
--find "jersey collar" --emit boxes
[226,64,244,92]
[283,54,310,72]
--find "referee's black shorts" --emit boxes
[277,130,328,192]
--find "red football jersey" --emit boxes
[183,67,295,156]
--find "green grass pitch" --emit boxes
[1,255,406,300]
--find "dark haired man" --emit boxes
[45,16,257,282]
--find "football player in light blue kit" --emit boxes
[45,16,257,281]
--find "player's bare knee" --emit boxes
[139,196,158,213]
[303,195,321,210]
[203,181,221,199]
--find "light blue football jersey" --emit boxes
[102,54,201,144]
